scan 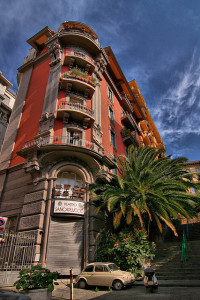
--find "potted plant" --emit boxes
[64,184,71,189]
[80,186,86,192]
[55,184,62,189]
[55,191,61,196]
[73,134,81,140]
[73,185,80,191]
[73,193,79,197]
[14,265,59,300]
[121,128,131,137]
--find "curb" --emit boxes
[134,280,200,287]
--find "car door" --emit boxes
[82,265,95,285]
[92,265,113,287]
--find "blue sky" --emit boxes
[1,0,200,161]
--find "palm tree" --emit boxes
[90,146,200,236]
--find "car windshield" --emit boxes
[108,263,119,271]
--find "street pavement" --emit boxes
[1,280,200,299]
[51,280,200,300]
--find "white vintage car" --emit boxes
[76,262,135,290]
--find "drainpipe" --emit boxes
[40,178,54,267]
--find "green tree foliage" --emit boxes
[90,146,200,236]
[96,229,154,277]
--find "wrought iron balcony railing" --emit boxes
[23,136,104,155]
[58,102,94,117]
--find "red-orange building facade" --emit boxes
[0,22,165,275]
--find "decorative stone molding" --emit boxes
[24,48,36,64]
[95,53,107,75]
[39,112,55,134]
[48,40,62,67]
[83,117,90,129]
[84,88,90,98]
[92,123,103,145]
[24,152,41,185]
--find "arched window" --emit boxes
[56,171,83,187]
[55,171,86,199]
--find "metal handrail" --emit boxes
[24,136,104,155]
[58,102,94,116]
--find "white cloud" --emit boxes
[151,48,200,145]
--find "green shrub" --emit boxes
[96,229,154,278]
[14,265,59,292]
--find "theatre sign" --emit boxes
[54,200,84,215]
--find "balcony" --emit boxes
[148,132,157,146]
[57,102,95,128]
[60,69,96,98]
[141,133,151,146]
[58,22,101,56]
[63,50,95,74]
[23,136,104,155]
[120,93,133,113]
[139,120,149,132]
[121,129,139,147]
[121,113,138,131]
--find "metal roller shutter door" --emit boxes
[46,218,84,275]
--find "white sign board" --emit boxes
[54,200,84,215]
[0,217,7,233]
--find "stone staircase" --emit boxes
[151,223,200,280]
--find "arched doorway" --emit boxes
[46,168,86,275]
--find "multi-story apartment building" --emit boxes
[0,72,16,151]
[0,22,165,275]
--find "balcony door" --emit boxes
[67,130,82,145]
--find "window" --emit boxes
[56,171,83,199]
[0,111,7,124]
[85,265,94,272]
[67,130,82,145]
[57,171,83,187]
[108,86,113,102]
[108,106,115,125]
[196,168,200,172]
[110,127,116,149]
[95,265,108,272]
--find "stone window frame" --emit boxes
[108,104,115,126]
[109,126,117,150]
[107,85,113,103]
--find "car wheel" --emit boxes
[113,280,123,290]
[78,279,87,289]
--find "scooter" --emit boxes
[144,267,158,293]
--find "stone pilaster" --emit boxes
[18,182,48,263]
[39,39,63,135]
[0,67,33,170]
